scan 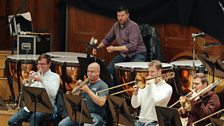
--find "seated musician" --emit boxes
[131,60,173,126]
[8,54,60,126]
[178,73,221,126]
[59,62,109,126]
[92,6,147,86]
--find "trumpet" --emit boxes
[96,72,175,97]
[71,76,91,95]
[23,70,43,85]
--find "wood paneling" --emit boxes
[156,24,224,62]
[0,1,223,63]
[67,6,116,64]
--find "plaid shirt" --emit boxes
[102,18,146,58]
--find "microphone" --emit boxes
[192,32,205,38]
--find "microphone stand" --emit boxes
[17,48,29,109]
[192,35,197,76]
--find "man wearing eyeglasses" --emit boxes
[8,54,60,126]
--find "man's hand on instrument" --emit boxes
[133,85,139,95]
[29,70,35,77]
[92,48,97,56]
[80,84,91,94]
[34,75,43,83]
[178,106,186,115]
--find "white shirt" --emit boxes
[24,69,60,112]
[131,80,173,123]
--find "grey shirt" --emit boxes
[102,18,147,58]
[80,80,108,118]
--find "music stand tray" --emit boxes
[210,117,224,126]
[63,94,93,124]
[23,86,53,114]
[107,95,135,126]
[0,96,8,110]
[155,106,182,126]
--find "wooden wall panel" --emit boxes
[156,24,224,62]
[67,6,116,64]
[0,1,223,63]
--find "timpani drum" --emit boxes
[46,51,87,58]
[115,62,173,96]
[170,60,204,94]
[5,54,39,101]
[51,57,83,92]
[47,52,88,92]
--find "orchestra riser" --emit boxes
[0,108,29,126]
[0,50,14,101]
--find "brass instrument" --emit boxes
[192,108,224,126]
[23,70,43,85]
[71,76,91,95]
[169,90,194,108]
[96,72,175,97]
[169,79,223,109]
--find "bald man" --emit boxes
[59,62,109,126]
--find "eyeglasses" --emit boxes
[38,63,47,66]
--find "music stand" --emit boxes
[155,106,182,126]
[0,96,8,110]
[63,94,93,124]
[210,117,224,126]
[107,95,135,126]
[198,53,224,81]
[23,86,53,126]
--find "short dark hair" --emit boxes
[116,6,129,13]
[38,53,51,64]
[193,73,208,85]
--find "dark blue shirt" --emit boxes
[80,80,108,118]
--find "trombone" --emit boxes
[169,79,223,108]
[96,72,175,97]
[192,108,224,126]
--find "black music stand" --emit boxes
[63,94,93,124]
[155,106,182,126]
[198,53,224,82]
[107,95,135,126]
[23,86,53,126]
[0,96,8,110]
[210,117,224,126]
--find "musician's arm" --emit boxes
[86,88,107,107]
[150,82,173,105]
[82,83,108,107]
[131,91,141,108]
[193,93,220,117]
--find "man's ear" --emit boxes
[203,82,208,87]
[158,69,162,74]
